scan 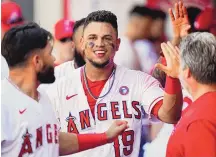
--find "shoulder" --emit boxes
[116,65,159,85]
[54,60,75,78]
[48,68,81,91]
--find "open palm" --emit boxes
[169,1,190,38]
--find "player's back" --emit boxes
[1,79,59,157]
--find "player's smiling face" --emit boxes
[82,22,120,68]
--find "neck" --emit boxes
[84,62,114,81]
[190,83,216,101]
[9,67,39,101]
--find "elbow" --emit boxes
[158,108,181,124]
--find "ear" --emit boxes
[80,37,85,52]
[32,54,43,72]
[184,67,191,79]
[116,38,121,51]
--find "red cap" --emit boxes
[54,19,75,40]
[1,2,24,32]
[194,7,214,30]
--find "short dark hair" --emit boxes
[1,22,53,68]
[151,57,166,88]
[84,10,118,36]
[73,18,86,33]
[152,9,167,20]
[129,5,154,18]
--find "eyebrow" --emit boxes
[87,34,113,38]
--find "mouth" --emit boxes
[93,50,106,57]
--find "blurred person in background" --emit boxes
[1,1,24,39]
[133,8,167,74]
[54,18,86,79]
[148,9,167,55]
[114,5,155,71]
[53,19,75,66]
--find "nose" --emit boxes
[95,38,105,47]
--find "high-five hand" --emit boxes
[169,1,190,38]
[155,42,180,78]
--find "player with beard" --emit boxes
[55,18,86,79]
[1,22,129,157]
[46,10,183,157]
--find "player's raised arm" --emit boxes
[59,120,128,155]
[169,1,190,46]
[155,41,183,123]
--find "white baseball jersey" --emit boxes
[1,79,60,157]
[144,90,192,157]
[1,55,9,80]
[54,60,75,79]
[46,65,164,157]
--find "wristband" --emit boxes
[165,76,181,94]
[78,133,108,151]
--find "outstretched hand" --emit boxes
[169,1,191,38]
[155,42,180,78]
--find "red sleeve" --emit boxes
[184,120,216,156]
[151,100,163,118]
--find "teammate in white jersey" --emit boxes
[1,22,128,157]
[46,10,184,157]
[55,18,86,79]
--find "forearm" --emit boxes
[59,132,79,155]
[158,76,183,124]
[59,132,108,156]
[171,37,181,46]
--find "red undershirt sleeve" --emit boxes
[151,100,163,119]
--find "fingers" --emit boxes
[169,8,175,22]
[155,63,169,74]
[182,4,189,20]
[175,3,179,18]
[167,42,180,61]
[179,1,183,18]
[161,43,171,61]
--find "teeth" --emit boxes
[95,51,105,54]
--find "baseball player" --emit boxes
[1,22,128,157]
[54,18,86,79]
[46,10,184,157]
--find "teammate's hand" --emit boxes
[169,1,190,39]
[105,120,129,143]
[155,42,180,78]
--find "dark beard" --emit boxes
[88,59,110,68]
[37,66,55,84]
[74,49,85,68]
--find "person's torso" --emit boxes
[50,66,162,157]
[166,92,216,157]
[1,79,59,157]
